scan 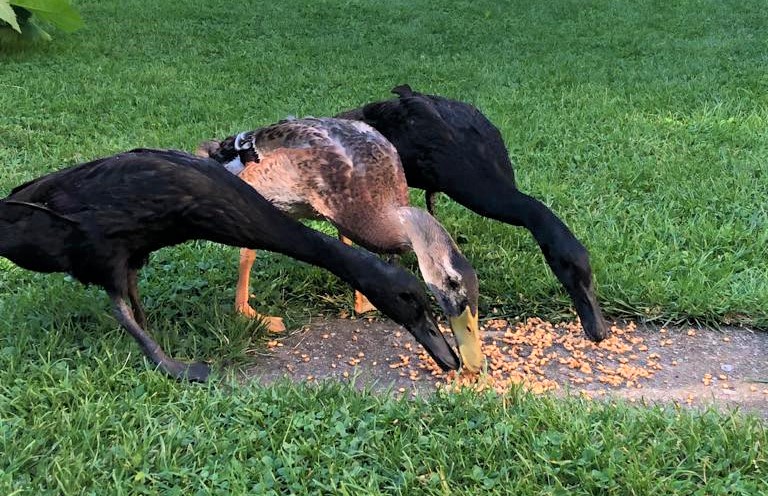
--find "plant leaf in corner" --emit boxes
[11,0,82,32]
[0,1,21,33]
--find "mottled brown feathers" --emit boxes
[204,118,410,251]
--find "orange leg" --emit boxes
[339,235,377,314]
[235,248,286,333]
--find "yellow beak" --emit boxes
[449,307,484,373]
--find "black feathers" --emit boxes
[339,86,609,342]
[1,149,460,380]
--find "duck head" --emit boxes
[398,207,484,372]
[421,250,483,373]
[544,241,608,342]
[351,257,461,371]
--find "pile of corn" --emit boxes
[406,318,659,396]
[274,317,768,403]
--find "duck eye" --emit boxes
[447,278,460,291]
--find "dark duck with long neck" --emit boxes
[337,85,608,342]
[0,149,461,381]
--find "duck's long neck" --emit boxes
[449,180,582,256]
[509,193,580,254]
[396,206,463,287]
[242,215,379,293]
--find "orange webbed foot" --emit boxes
[235,301,286,333]
[257,315,286,333]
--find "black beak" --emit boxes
[574,282,608,342]
[407,312,461,370]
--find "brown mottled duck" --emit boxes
[198,117,484,371]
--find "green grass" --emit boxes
[1,0,767,493]
[2,378,767,495]
[1,0,766,326]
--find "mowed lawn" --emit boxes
[1,0,767,493]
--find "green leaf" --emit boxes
[11,0,82,32]
[0,0,21,32]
